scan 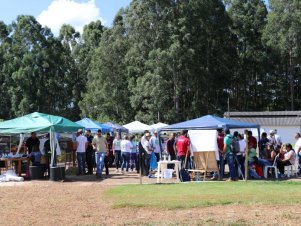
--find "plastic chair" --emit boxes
[285,157,299,178]
[263,154,279,179]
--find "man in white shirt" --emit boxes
[92,129,108,178]
[274,129,282,146]
[142,132,152,177]
[151,131,161,162]
[76,129,88,176]
[120,135,133,173]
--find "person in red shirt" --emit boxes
[248,131,257,149]
[175,130,190,169]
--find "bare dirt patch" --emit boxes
[0,173,301,225]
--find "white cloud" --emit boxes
[37,0,105,36]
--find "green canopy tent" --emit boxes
[0,112,83,166]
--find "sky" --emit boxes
[0,0,132,35]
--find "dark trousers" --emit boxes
[178,155,190,169]
[86,149,94,174]
[154,153,160,162]
[143,153,151,176]
[277,159,291,174]
[235,154,245,178]
[114,151,122,170]
[130,153,138,171]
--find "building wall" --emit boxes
[230,126,300,146]
[262,126,300,146]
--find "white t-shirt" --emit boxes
[113,139,121,151]
[238,139,246,154]
[76,135,87,153]
[284,150,296,165]
[275,134,282,145]
[143,140,151,154]
[121,140,133,153]
[151,136,161,153]
[295,138,301,156]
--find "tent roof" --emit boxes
[123,121,153,133]
[160,115,259,131]
[150,122,169,130]
[104,122,129,133]
[76,118,113,133]
[0,112,83,134]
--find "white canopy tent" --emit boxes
[123,121,153,134]
[150,122,169,131]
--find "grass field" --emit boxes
[106,181,301,209]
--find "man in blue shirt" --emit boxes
[223,129,237,181]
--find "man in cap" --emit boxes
[223,129,237,181]
[76,129,88,175]
[142,132,153,176]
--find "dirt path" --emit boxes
[0,172,301,225]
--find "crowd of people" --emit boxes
[21,127,301,181]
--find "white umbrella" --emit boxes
[123,121,153,133]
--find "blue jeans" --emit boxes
[226,152,237,179]
[130,153,138,171]
[77,152,86,175]
[121,152,130,172]
[257,158,272,167]
[95,152,105,175]
[213,152,225,178]
[235,154,245,178]
[114,150,122,170]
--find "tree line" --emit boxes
[0,0,300,124]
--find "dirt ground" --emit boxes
[1,171,301,226]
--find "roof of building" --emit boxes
[224,111,301,126]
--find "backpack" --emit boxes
[232,137,240,154]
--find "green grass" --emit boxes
[106,181,301,209]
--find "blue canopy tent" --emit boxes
[76,118,113,133]
[159,115,260,132]
[104,122,129,133]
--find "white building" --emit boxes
[225,111,301,145]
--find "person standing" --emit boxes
[211,129,225,180]
[129,135,138,172]
[85,129,94,175]
[223,129,237,181]
[175,130,191,169]
[166,133,176,161]
[258,132,270,159]
[76,129,88,176]
[274,129,282,146]
[92,129,108,178]
[113,134,122,173]
[26,132,40,154]
[121,135,133,174]
[142,132,153,177]
[151,131,161,162]
[106,133,114,167]
[294,133,301,171]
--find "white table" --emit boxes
[156,160,181,183]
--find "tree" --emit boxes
[228,0,269,111]
[263,0,301,110]
[80,10,132,123]
[7,15,78,118]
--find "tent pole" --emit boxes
[244,130,249,181]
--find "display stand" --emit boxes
[189,151,218,181]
